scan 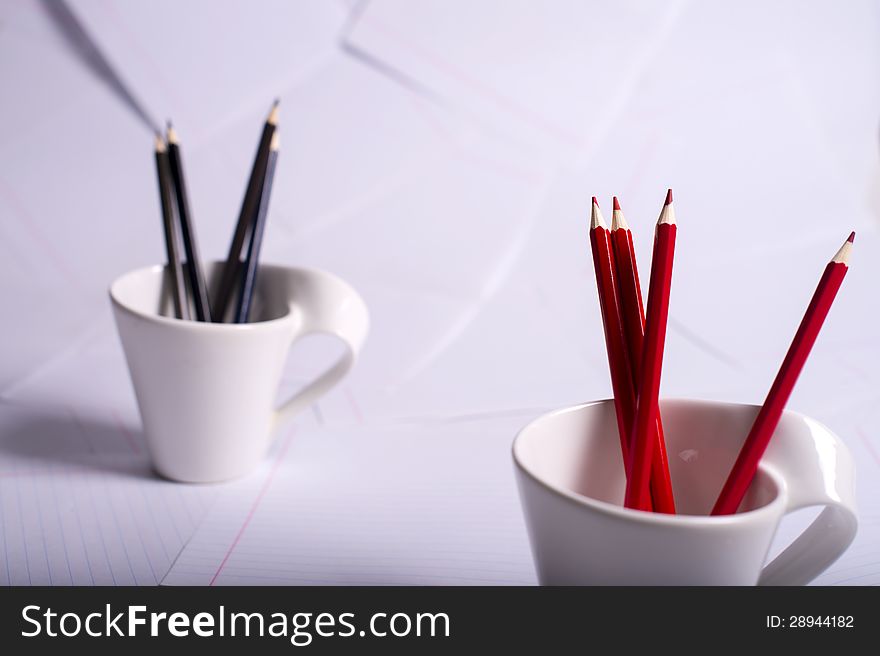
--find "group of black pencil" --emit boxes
[153,100,281,323]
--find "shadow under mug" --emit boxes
[110,261,369,483]
[513,399,857,585]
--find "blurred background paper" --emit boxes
[345,0,686,165]
[0,0,879,585]
[65,0,349,141]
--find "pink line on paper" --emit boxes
[345,388,364,424]
[0,177,79,284]
[209,429,296,586]
[407,94,461,143]
[111,409,141,455]
[855,427,880,468]
[355,13,587,148]
[98,1,181,108]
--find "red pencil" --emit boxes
[589,198,640,485]
[712,232,854,515]
[611,198,676,514]
[624,190,677,511]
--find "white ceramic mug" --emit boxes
[110,261,369,483]
[513,399,857,585]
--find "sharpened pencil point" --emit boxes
[166,122,179,144]
[154,133,166,152]
[658,196,676,225]
[268,100,280,126]
[611,201,629,231]
[665,189,673,206]
[590,198,607,230]
[832,234,854,265]
[848,231,855,243]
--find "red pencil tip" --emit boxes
[613,197,621,211]
[848,231,855,243]
[592,196,599,207]
[664,189,673,205]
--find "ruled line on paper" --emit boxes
[0,402,220,586]
[164,417,538,586]
[856,426,880,468]
[209,428,297,586]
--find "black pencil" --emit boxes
[166,122,212,322]
[235,132,280,324]
[214,100,280,322]
[153,134,190,320]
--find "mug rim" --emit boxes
[109,261,317,331]
[512,398,789,527]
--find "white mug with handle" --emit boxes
[513,399,857,585]
[110,261,369,483]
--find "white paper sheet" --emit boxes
[0,400,217,585]
[1,0,879,587]
[162,414,537,586]
[345,0,686,165]
[67,0,349,141]
[345,0,880,184]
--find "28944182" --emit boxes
[766,616,854,628]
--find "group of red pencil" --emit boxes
[589,190,853,515]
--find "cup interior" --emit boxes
[111,260,293,323]
[514,399,781,517]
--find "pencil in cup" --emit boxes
[712,232,854,515]
[234,132,280,324]
[624,191,676,511]
[166,123,213,322]
[611,196,675,514]
[214,100,280,322]
[153,134,190,320]
[589,198,643,505]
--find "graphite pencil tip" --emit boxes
[268,99,280,126]
[613,196,621,211]
[154,132,166,152]
[848,231,856,243]
[665,188,673,206]
[166,121,178,144]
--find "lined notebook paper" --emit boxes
[162,414,538,585]
[162,401,880,587]
[0,400,216,585]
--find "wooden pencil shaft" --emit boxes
[167,138,212,322]
[590,226,638,474]
[625,223,676,510]
[611,229,646,381]
[611,226,675,513]
[214,119,276,321]
[712,261,847,515]
[235,148,279,324]
[154,148,189,320]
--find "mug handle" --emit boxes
[271,270,369,430]
[757,419,858,586]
